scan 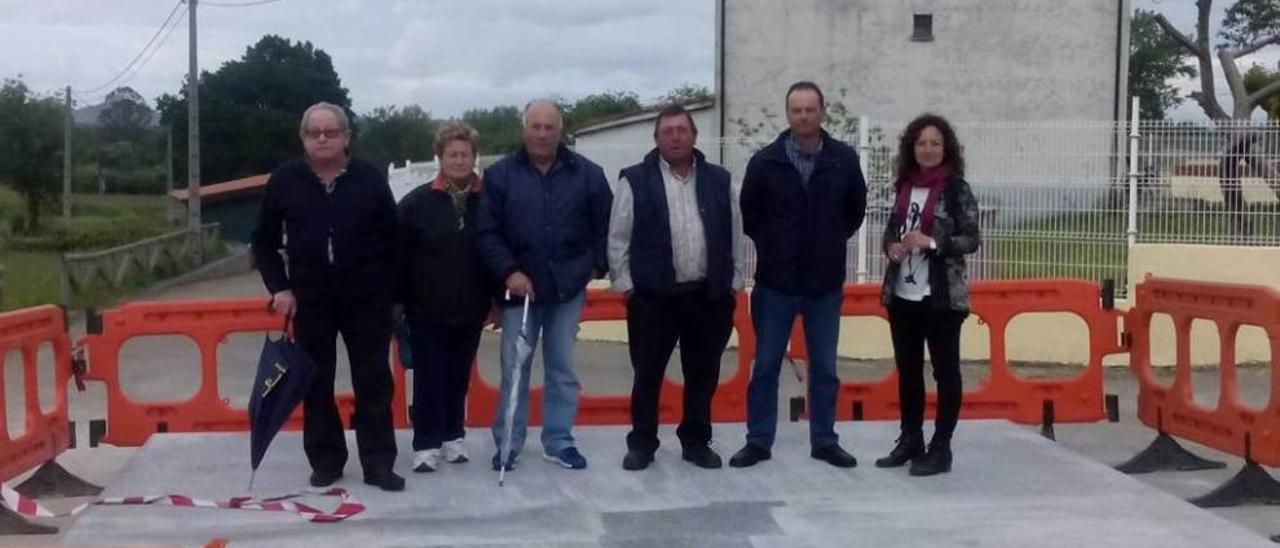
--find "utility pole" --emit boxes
[63,86,72,221]
[167,125,177,225]
[186,0,201,230]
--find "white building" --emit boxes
[572,100,719,190]
[714,0,1131,186]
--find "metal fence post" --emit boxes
[59,255,70,308]
[856,115,871,283]
[1127,96,1140,248]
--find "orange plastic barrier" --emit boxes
[80,299,409,447]
[1128,277,1280,467]
[788,279,1126,424]
[0,306,73,482]
[465,290,753,426]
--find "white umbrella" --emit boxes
[498,292,532,487]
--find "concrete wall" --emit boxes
[722,0,1121,127]
[1129,244,1280,367]
[719,0,1125,190]
[573,108,720,192]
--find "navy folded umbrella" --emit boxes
[393,320,413,369]
[248,315,317,490]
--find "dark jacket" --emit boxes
[740,129,867,296]
[619,148,735,299]
[397,176,496,326]
[251,157,399,303]
[880,175,982,311]
[476,144,612,303]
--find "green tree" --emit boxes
[96,86,164,194]
[1152,0,1280,120]
[462,105,522,155]
[356,105,439,170]
[1151,0,1280,232]
[1129,9,1197,120]
[564,91,643,130]
[1219,0,1280,48]
[654,83,714,106]
[99,87,154,143]
[1243,62,1280,119]
[157,35,352,183]
[0,79,63,231]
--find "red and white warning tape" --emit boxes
[1,482,364,523]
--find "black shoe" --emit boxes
[874,433,925,468]
[491,452,519,472]
[309,469,342,488]
[728,444,771,468]
[622,449,654,471]
[682,445,723,469]
[363,469,406,491]
[811,443,858,468]
[909,444,952,476]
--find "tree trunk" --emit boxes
[1218,129,1270,239]
[24,192,41,233]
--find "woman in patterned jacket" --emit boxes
[874,114,981,476]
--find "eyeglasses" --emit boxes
[303,128,346,140]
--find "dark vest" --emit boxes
[619,148,734,298]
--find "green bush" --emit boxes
[10,215,172,252]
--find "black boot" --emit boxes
[909,441,952,477]
[874,433,925,468]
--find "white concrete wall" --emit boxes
[574,108,721,191]
[720,0,1125,189]
[722,0,1120,127]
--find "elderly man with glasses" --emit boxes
[251,101,405,492]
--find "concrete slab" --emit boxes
[62,421,1272,547]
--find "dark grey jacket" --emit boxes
[880,176,981,311]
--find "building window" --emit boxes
[912,13,934,42]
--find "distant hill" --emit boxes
[73,86,159,128]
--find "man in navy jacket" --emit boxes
[730,82,868,469]
[476,99,612,471]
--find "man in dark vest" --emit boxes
[608,105,744,471]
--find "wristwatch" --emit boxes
[928,238,937,251]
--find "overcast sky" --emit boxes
[0,0,715,117]
[1,0,1275,121]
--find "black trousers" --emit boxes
[406,315,481,451]
[887,296,967,445]
[626,285,735,454]
[294,295,397,477]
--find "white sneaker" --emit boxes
[442,438,469,463]
[413,449,443,473]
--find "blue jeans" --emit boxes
[746,284,843,450]
[491,290,586,456]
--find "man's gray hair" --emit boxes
[522,98,564,127]
[299,102,350,135]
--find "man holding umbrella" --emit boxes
[251,101,405,491]
[476,99,612,472]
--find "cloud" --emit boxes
[0,0,715,116]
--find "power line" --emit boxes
[118,4,188,92]
[72,0,186,96]
[202,0,287,6]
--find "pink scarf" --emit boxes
[892,165,950,235]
